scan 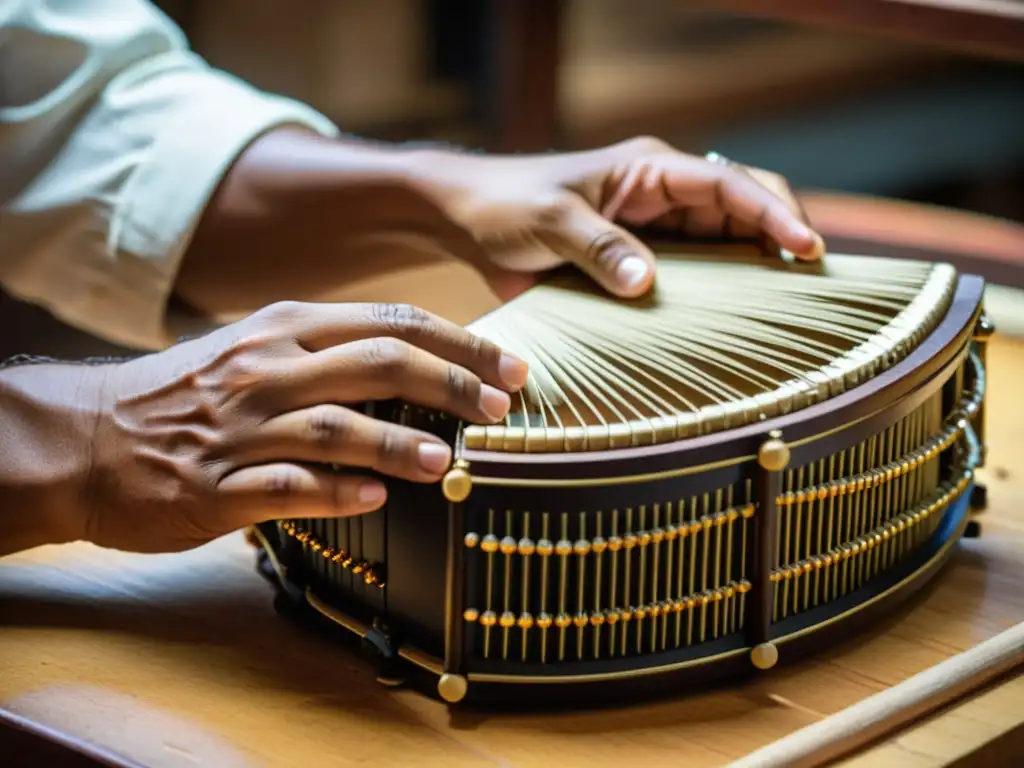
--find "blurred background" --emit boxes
[4,0,1023,357]
[153,0,1024,220]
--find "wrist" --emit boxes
[0,362,107,555]
[176,129,480,315]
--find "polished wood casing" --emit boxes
[254,270,988,707]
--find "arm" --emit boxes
[0,361,98,555]
[0,0,344,351]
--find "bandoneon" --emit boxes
[250,240,992,706]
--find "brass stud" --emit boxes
[480,534,499,554]
[441,460,472,503]
[758,430,790,472]
[592,536,608,553]
[518,537,535,556]
[573,539,591,556]
[499,611,516,629]
[536,612,553,629]
[536,539,554,556]
[437,673,468,704]
[555,539,573,557]
[517,612,534,630]
[499,536,518,555]
[751,642,779,670]
[463,532,479,548]
[463,607,480,622]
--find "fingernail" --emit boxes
[498,353,529,390]
[358,482,387,507]
[795,232,825,261]
[789,219,814,241]
[417,442,452,474]
[479,384,511,421]
[616,256,650,291]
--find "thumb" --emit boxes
[540,194,657,298]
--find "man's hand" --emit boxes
[0,301,528,556]
[418,136,825,301]
[175,131,823,319]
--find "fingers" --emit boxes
[743,167,811,225]
[601,149,825,261]
[265,336,515,423]
[217,462,388,522]
[668,157,823,260]
[262,301,529,391]
[236,404,454,483]
[538,193,657,298]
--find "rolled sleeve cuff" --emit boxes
[109,69,339,349]
[17,61,340,352]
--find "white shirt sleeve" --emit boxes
[0,0,340,351]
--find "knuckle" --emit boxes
[264,468,302,498]
[375,427,407,465]
[532,191,575,228]
[446,365,480,407]
[255,300,308,327]
[364,337,411,377]
[307,407,350,449]
[369,302,432,337]
[587,231,629,270]
[624,134,671,156]
[464,331,500,369]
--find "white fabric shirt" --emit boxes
[0,0,339,350]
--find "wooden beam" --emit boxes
[483,0,564,152]
[696,0,1024,62]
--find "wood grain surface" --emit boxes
[0,328,1022,767]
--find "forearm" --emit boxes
[0,364,97,556]
[174,129,477,319]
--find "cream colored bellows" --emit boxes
[464,245,957,453]
[729,619,1024,768]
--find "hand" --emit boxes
[423,136,825,301]
[6,302,528,555]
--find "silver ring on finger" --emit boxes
[705,151,733,168]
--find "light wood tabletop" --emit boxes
[1,319,1023,767]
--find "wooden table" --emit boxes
[1,330,1023,767]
